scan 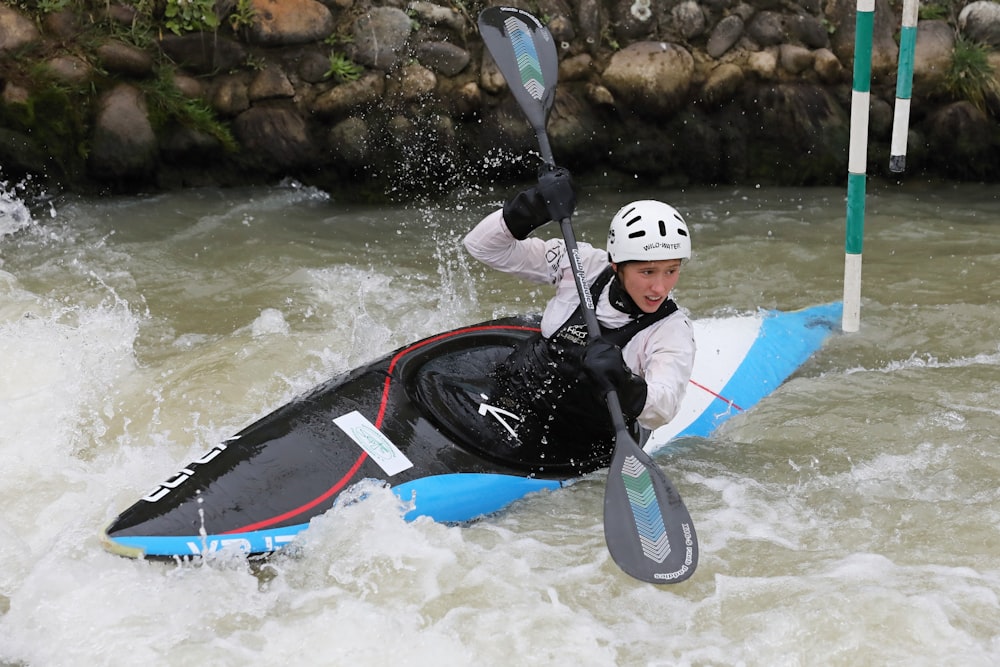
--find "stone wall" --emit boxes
[0,0,998,198]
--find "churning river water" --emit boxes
[0,176,997,666]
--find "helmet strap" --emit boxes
[608,265,644,318]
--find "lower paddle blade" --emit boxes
[604,433,699,583]
[478,7,558,133]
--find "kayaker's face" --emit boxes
[614,260,683,313]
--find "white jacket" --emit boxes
[463,209,696,430]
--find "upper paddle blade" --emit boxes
[478,7,558,134]
[603,432,699,583]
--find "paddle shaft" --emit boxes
[554,217,632,428]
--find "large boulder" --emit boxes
[247,0,334,45]
[547,87,607,162]
[44,55,92,84]
[707,15,744,58]
[328,116,371,170]
[0,128,50,178]
[311,72,387,118]
[601,41,694,118]
[672,1,707,40]
[158,33,246,74]
[702,62,744,106]
[959,1,1000,47]
[210,74,252,117]
[393,63,437,102]
[912,20,955,96]
[248,66,295,101]
[349,7,412,70]
[925,101,1000,179]
[0,5,39,52]
[407,1,466,31]
[747,11,786,47]
[741,83,850,184]
[233,106,316,170]
[88,84,157,181]
[414,41,470,77]
[97,41,155,77]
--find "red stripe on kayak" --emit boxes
[689,379,744,412]
[224,323,539,534]
[223,452,370,533]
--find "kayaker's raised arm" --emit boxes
[463,167,577,286]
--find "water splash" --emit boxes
[0,176,35,240]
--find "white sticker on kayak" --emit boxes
[333,411,413,476]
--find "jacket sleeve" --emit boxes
[462,209,564,285]
[624,314,697,431]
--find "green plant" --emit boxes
[106,4,157,49]
[601,27,619,51]
[324,52,363,82]
[243,53,265,71]
[324,32,354,47]
[129,0,158,16]
[144,68,237,151]
[32,0,72,13]
[406,8,421,31]
[0,65,92,166]
[164,0,220,35]
[228,0,256,33]
[945,36,1000,112]
[918,3,949,20]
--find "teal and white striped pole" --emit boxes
[889,0,918,173]
[843,0,875,333]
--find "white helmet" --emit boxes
[607,200,691,263]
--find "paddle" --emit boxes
[478,7,698,584]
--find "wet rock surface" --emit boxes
[0,0,998,197]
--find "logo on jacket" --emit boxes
[555,323,588,346]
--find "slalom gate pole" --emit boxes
[889,0,918,173]
[843,0,875,333]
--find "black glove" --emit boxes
[502,166,576,240]
[582,338,647,419]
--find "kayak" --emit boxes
[101,302,842,559]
